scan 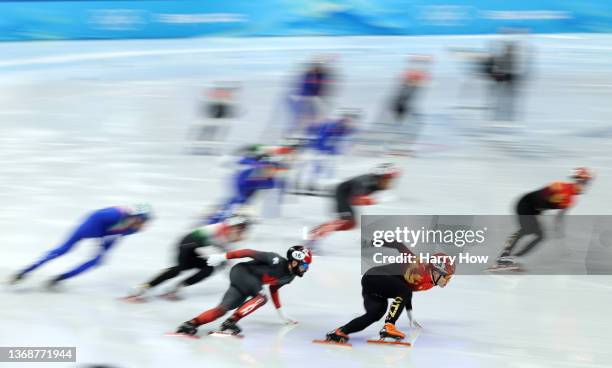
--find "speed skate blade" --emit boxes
[118,296,147,303]
[165,332,200,340]
[312,339,352,347]
[367,339,411,347]
[158,293,182,301]
[208,331,244,339]
[485,265,520,272]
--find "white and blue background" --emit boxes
[1,1,612,368]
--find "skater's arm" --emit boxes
[226,249,257,259]
[100,235,121,250]
[401,290,420,328]
[269,284,282,308]
[269,285,298,324]
[208,249,280,265]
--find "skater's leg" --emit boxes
[166,244,209,288]
[377,274,413,325]
[179,261,214,287]
[229,294,267,322]
[500,229,526,257]
[146,266,182,288]
[176,285,246,336]
[215,294,268,335]
[506,210,542,254]
[513,219,544,257]
[379,296,410,340]
[131,235,202,297]
[326,274,410,342]
[19,227,87,275]
[309,184,356,241]
[191,264,259,326]
[380,286,413,339]
[500,196,539,258]
[192,286,247,325]
[53,250,106,282]
[340,290,387,334]
[385,296,407,324]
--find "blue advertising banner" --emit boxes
[0,0,610,41]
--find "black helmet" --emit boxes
[286,245,313,277]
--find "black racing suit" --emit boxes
[145,226,221,289]
[502,187,552,258]
[219,250,296,310]
[335,174,381,220]
[341,241,432,334]
[191,250,297,326]
[341,265,413,334]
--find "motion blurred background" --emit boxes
[1,1,612,368]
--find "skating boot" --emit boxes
[219,318,242,335]
[8,272,26,285]
[175,321,199,336]
[122,284,150,303]
[487,256,520,271]
[379,323,406,341]
[325,328,350,343]
[46,277,62,291]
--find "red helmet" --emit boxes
[572,167,593,183]
[429,253,456,276]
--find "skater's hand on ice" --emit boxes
[407,310,421,329]
[277,309,298,325]
[410,319,422,329]
[207,253,227,267]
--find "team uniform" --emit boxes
[308,164,400,242]
[323,242,454,344]
[174,246,312,336]
[206,157,287,224]
[294,114,356,191]
[287,60,334,136]
[11,204,152,287]
[126,217,250,301]
[494,168,593,269]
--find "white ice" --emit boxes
[1,34,612,368]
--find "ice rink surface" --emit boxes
[1,34,612,368]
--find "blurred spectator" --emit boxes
[287,56,336,137]
[191,82,240,155]
[389,54,431,125]
[487,38,530,122]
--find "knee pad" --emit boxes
[233,294,268,320]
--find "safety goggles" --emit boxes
[298,262,309,273]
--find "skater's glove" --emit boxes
[277,308,298,325]
[195,247,217,258]
[407,310,422,329]
[207,253,227,267]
